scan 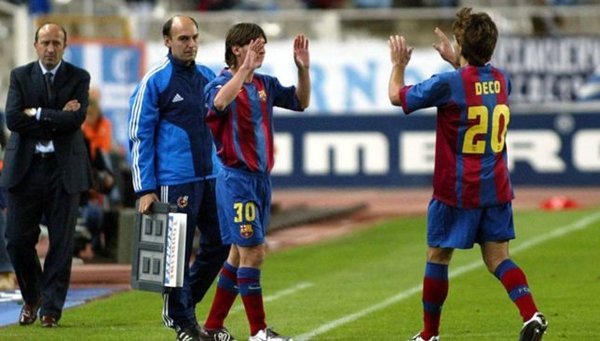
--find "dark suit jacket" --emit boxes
[1,60,92,194]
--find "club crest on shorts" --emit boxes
[240,224,254,239]
[176,195,189,209]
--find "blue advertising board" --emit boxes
[271,111,600,187]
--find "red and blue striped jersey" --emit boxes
[399,64,514,208]
[205,69,303,174]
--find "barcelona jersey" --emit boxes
[205,69,303,174]
[399,64,514,208]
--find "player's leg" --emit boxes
[234,188,269,338]
[482,241,537,319]
[413,199,479,340]
[414,247,452,341]
[482,242,547,340]
[236,242,293,341]
[479,203,547,340]
[201,246,240,340]
[231,173,290,341]
[237,243,267,336]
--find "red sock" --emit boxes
[204,263,238,330]
[238,267,266,336]
[494,259,538,321]
[204,287,237,330]
[241,292,266,335]
[421,262,448,339]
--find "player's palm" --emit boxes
[244,39,265,70]
[433,27,458,67]
[294,34,310,69]
[388,35,413,67]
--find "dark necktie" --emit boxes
[44,72,54,104]
[40,72,54,147]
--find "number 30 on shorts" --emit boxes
[462,104,510,154]
[233,202,257,223]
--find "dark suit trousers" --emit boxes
[5,154,80,320]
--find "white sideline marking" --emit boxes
[296,211,600,341]
[229,282,314,314]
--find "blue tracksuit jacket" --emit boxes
[128,53,216,195]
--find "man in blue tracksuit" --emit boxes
[128,15,229,341]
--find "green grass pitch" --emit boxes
[2,206,599,340]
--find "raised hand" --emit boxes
[432,27,459,68]
[388,35,413,68]
[241,38,265,71]
[293,34,310,70]
[388,35,413,105]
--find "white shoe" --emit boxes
[248,327,293,341]
[409,333,439,341]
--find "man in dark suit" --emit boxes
[1,22,92,328]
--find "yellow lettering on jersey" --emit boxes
[475,80,501,95]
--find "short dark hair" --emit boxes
[34,23,67,44]
[224,22,267,68]
[162,15,198,38]
[453,7,498,66]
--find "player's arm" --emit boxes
[213,39,265,111]
[293,34,311,110]
[388,35,413,106]
[432,27,460,69]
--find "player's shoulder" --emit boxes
[420,70,454,89]
[489,64,511,80]
[438,67,463,79]
[253,72,284,89]
[434,66,485,86]
[253,72,277,82]
[202,70,227,94]
[210,68,233,84]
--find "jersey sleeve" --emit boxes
[128,72,165,195]
[204,76,229,117]
[400,74,452,114]
[268,76,303,112]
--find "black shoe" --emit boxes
[18,300,41,326]
[519,312,548,341]
[177,325,200,341]
[41,315,58,328]
[199,326,237,341]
